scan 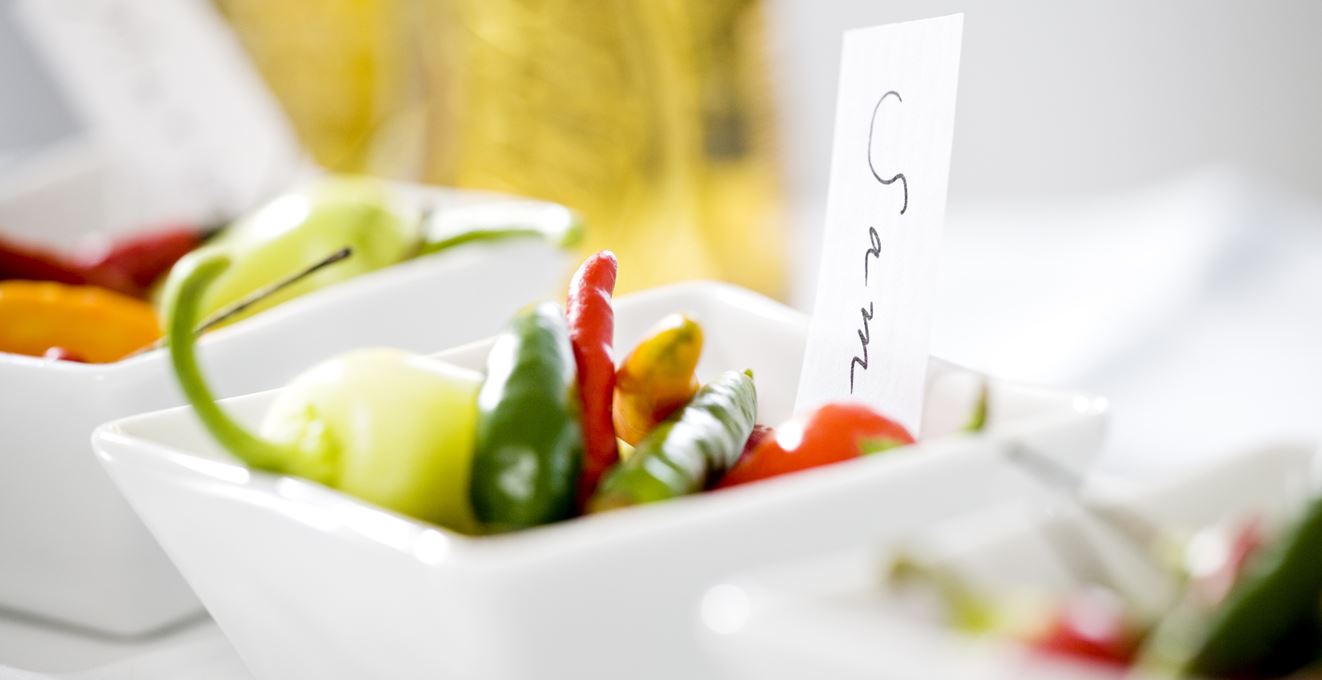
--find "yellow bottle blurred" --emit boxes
[421,0,786,296]
[214,0,418,174]
[218,0,787,296]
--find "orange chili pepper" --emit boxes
[0,281,160,363]
[612,313,703,446]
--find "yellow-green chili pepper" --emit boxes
[589,369,756,512]
[469,302,584,533]
[159,176,419,329]
[612,313,703,446]
[165,250,483,533]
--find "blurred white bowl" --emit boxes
[93,282,1107,680]
[706,443,1318,680]
[0,184,572,636]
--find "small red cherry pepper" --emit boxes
[716,402,914,488]
[81,225,207,296]
[0,234,86,286]
[1028,587,1140,668]
[567,250,620,506]
[0,225,207,298]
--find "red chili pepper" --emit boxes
[716,402,913,488]
[742,424,774,457]
[0,234,86,286]
[567,250,619,506]
[0,226,205,298]
[80,225,206,296]
[1028,588,1139,668]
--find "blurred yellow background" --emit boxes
[215,0,788,297]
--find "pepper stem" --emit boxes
[165,251,291,471]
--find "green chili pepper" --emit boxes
[165,250,484,533]
[1187,497,1322,677]
[588,369,756,512]
[158,176,419,328]
[469,302,584,532]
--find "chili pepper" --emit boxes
[566,251,619,506]
[165,250,484,533]
[588,369,756,512]
[1187,496,1322,677]
[420,201,583,254]
[0,280,160,363]
[715,402,914,489]
[742,424,774,457]
[469,302,584,532]
[0,234,86,285]
[612,313,703,446]
[158,176,419,329]
[1028,587,1141,668]
[1,226,208,298]
[81,225,209,297]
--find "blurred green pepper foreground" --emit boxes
[168,249,928,536]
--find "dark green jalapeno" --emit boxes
[588,369,756,512]
[1188,497,1322,676]
[469,302,583,532]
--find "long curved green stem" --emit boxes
[166,250,290,471]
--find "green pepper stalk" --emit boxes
[159,176,420,329]
[588,369,757,512]
[166,250,484,533]
[469,302,584,533]
[419,201,583,255]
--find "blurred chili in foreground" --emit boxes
[0,281,159,363]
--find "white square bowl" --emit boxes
[705,444,1319,680]
[92,282,1107,680]
[0,184,572,636]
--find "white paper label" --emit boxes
[794,15,964,434]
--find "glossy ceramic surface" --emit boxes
[95,283,1107,679]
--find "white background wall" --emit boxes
[768,0,1322,212]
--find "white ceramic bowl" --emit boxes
[706,444,1318,680]
[93,282,1107,679]
[0,184,572,636]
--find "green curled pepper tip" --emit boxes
[165,250,296,474]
